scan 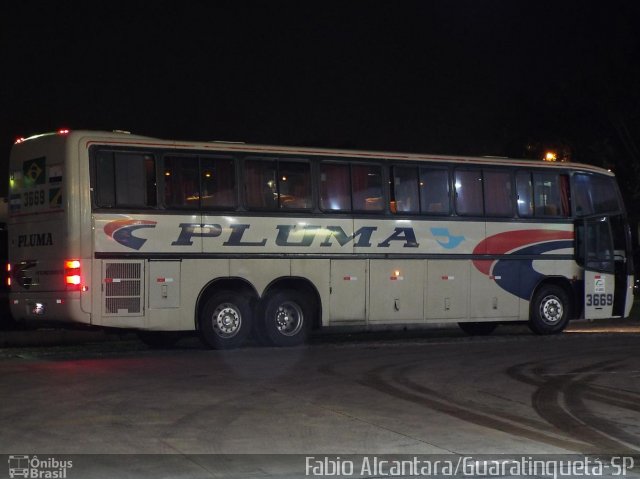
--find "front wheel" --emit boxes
[258,290,313,347]
[198,291,252,349]
[529,284,571,335]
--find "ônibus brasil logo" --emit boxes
[104,219,157,250]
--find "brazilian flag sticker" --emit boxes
[23,157,46,186]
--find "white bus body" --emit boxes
[8,130,634,348]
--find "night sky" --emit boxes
[2,1,639,203]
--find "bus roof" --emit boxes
[13,129,615,176]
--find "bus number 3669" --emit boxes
[586,293,614,307]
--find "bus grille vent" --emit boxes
[102,261,144,316]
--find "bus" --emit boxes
[7,130,635,348]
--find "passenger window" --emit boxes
[245,159,311,210]
[484,170,513,217]
[419,168,450,214]
[279,161,311,209]
[320,162,351,211]
[352,164,383,212]
[533,172,570,217]
[391,166,419,214]
[95,151,156,208]
[200,157,236,209]
[455,169,483,216]
[163,156,199,208]
[516,171,533,217]
[245,159,277,209]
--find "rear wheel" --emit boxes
[529,284,571,335]
[198,291,252,349]
[458,322,497,336]
[258,290,312,347]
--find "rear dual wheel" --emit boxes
[255,290,312,347]
[198,291,252,349]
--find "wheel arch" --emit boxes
[195,277,259,330]
[529,276,578,320]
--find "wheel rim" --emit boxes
[274,301,303,336]
[539,295,564,325]
[211,302,241,338]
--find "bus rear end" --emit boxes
[8,131,91,325]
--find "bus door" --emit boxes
[581,215,629,319]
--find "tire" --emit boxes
[137,331,183,349]
[258,290,312,347]
[528,284,571,335]
[198,291,252,349]
[458,322,497,336]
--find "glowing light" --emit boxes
[65,259,81,290]
[65,260,81,269]
[544,151,557,162]
[66,275,81,285]
[58,129,70,135]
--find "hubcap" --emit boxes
[539,295,563,324]
[212,303,241,338]
[274,301,303,336]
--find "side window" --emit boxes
[163,156,199,208]
[245,159,311,210]
[200,157,236,209]
[484,170,513,217]
[533,172,570,217]
[320,162,351,211]
[419,168,450,214]
[574,173,621,216]
[245,159,277,209]
[516,171,533,217]
[279,161,311,209]
[95,151,156,208]
[352,164,383,212]
[391,166,419,214]
[455,169,483,216]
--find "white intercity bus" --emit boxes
[7,130,635,348]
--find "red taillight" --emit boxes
[6,263,11,287]
[65,259,81,290]
[58,128,70,135]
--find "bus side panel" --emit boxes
[369,259,424,322]
[425,260,469,321]
[469,263,519,320]
[329,260,367,324]
[229,259,290,297]
[291,259,330,326]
